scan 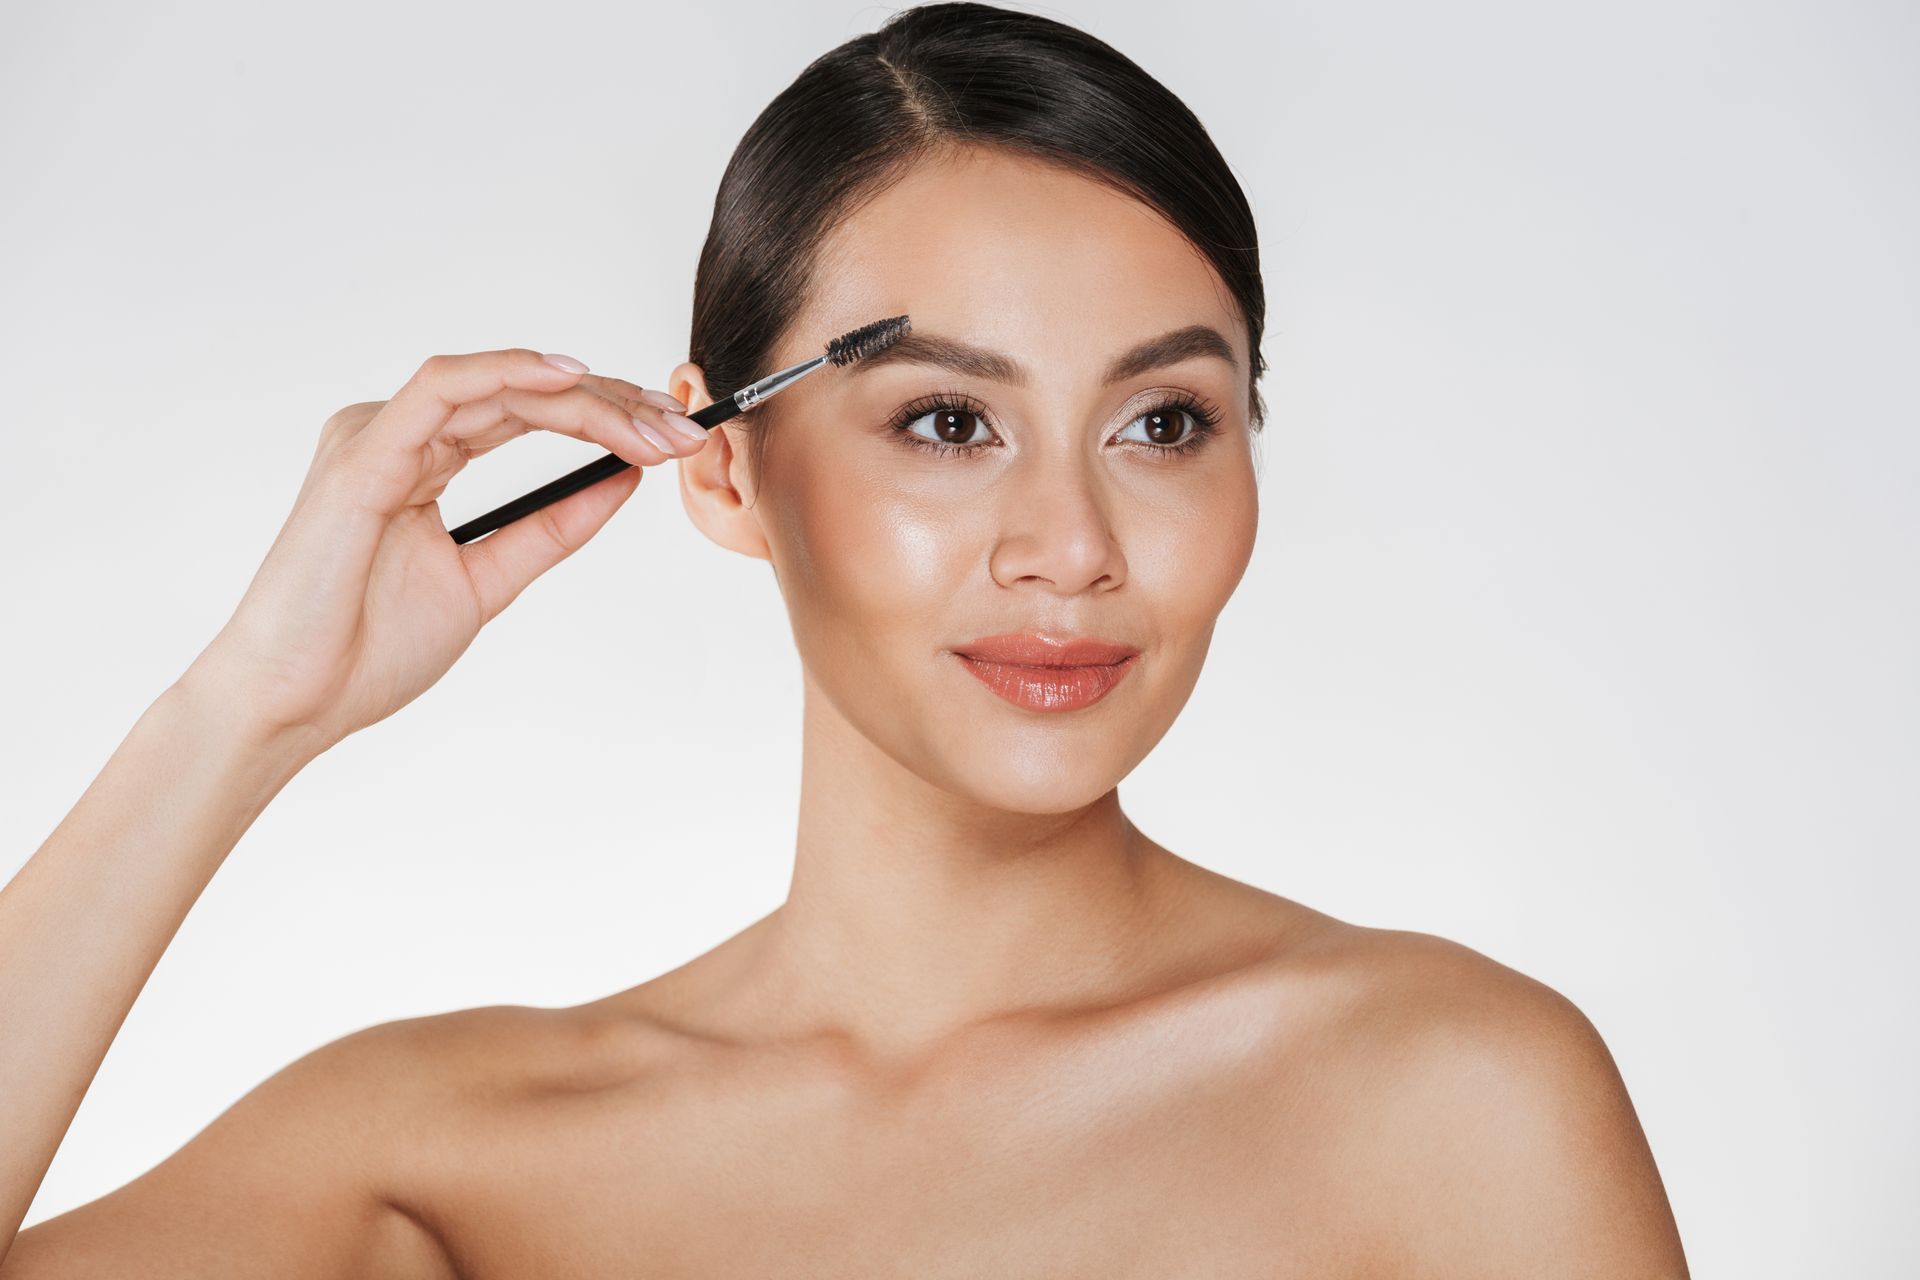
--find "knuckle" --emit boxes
[320,401,382,443]
[548,385,602,433]
[599,396,635,433]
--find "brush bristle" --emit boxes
[825,315,912,367]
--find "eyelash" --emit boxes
[882,390,1225,461]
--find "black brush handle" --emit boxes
[446,395,738,545]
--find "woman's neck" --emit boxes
[723,682,1194,1063]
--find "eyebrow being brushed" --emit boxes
[847,323,1239,387]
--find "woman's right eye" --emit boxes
[903,407,988,445]
[892,405,999,456]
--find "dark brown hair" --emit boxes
[689,1,1267,491]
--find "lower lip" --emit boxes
[952,653,1139,711]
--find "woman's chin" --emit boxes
[948,775,1123,816]
[917,737,1139,815]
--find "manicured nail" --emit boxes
[542,352,589,373]
[630,417,676,452]
[662,412,709,443]
[639,388,688,413]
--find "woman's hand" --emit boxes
[181,348,710,757]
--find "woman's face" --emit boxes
[678,146,1260,815]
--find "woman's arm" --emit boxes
[1408,987,1689,1276]
[0,675,324,1264]
[1336,932,1692,1276]
[0,347,703,1274]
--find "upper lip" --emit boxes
[952,631,1141,667]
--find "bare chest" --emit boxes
[404,1032,1378,1279]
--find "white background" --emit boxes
[3,0,1914,1273]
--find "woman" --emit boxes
[0,3,1689,1275]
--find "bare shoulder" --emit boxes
[1290,920,1607,1051]
[319,999,679,1122]
[1272,921,1690,1277]
[0,1007,563,1279]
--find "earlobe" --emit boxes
[669,361,772,563]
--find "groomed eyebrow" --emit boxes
[847,323,1239,387]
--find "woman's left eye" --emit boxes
[1116,405,1206,450]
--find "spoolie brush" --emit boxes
[447,315,912,545]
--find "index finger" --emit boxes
[363,349,590,457]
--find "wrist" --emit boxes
[160,663,330,785]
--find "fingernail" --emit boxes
[639,388,688,413]
[542,352,589,373]
[662,412,710,443]
[630,417,675,452]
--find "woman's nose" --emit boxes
[985,463,1127,594]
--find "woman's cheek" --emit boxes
[775,464,976,660]
[1130,455,1257,565]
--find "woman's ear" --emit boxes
[667,361,771,563]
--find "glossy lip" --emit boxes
[949,632,1143,712]
[951,631,1142,667]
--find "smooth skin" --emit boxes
[0,145,1689,1277]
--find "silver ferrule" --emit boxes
[733,353,830,411]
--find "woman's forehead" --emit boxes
[801,150,1242,370]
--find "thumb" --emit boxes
[459,464,644,623]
